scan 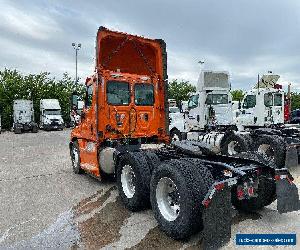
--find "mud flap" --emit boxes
[276,177,300,213]
[285,146,298,168]
[202,185,233,249]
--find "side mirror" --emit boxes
[238,101,241,109]
[71,92,79,109]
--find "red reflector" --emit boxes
[237,187,244,199]
[274,175,281,181]
[215,183,225,191]
[286,176,293,184]
[203,199,211,208]
[248,186,254,196]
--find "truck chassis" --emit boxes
[70,139,300,249]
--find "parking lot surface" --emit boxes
[0,130,299,249]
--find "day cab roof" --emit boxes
[95,26,167,81]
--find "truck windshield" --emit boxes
[206,94,228,105]
[242,95,256,109]
[135,83,154,106]
[188,94,199,109]
[274,93,282,106]
[264,93,273,107]
[107,81,130,105]
[44,109,61,115]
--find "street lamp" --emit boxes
[198,60,205,71]
[72,43,81,84]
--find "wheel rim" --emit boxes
[156,177,180,221]
[172,133,180,142]
[227,140,240,155]
[258,144,274,159]
[72,146,79,167]
[121,165,136,198]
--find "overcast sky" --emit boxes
[0,0,300,90]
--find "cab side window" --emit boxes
[242,95,256,109]
[85,84,93,108]
[264,93,273,107]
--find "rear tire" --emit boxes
[143,151,161,172]
[254,135,286,168]
[116,152,151,211]
[14,126,22,134]
[150,158,214,240]
[70,141,84,174]
[221,133,251,156]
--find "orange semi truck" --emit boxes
[70,27,299,248]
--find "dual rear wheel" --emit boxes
[116,154,214,239]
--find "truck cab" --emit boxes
[235,74,284,127]
[70,26,169,178]
[40,99,64,130]
[13,100,38,134]
[187,71,233,130]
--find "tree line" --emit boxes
[0,69,84,129]
[1,70,299,129]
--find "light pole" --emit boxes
[72,43,81,84]
[198,60,205,71]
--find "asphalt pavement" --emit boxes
[0,130,299,249]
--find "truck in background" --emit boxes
[40,99,64,130]
[70,100,84,127]
[13,100,38,134]
[170,71,300,168]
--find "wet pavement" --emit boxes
[0,130,299,249]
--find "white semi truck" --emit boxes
[170,71,300,168]
[13,100,38,134]
[40,99,64,130]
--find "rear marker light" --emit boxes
[274,175,281,180]
[248,186,254,196]
[215,183,225,191]
[203,199,211,208]
[237,187,244,199]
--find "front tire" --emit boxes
[70,141,84,174]
[32,125,38,133]
[150,159,214,240]
[170,129,182,142]
[116,152,151,211]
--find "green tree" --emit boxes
[231,89,245,101]
[0,69,84,130]
[291,92,300,111]
[168,79,196,106]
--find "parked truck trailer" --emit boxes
[69,27,300,248]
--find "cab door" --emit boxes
[237,94,257,126]
[272,93,284,124]
[134,82,155,137]
[104,80,131,137]
[77,82,99,176]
